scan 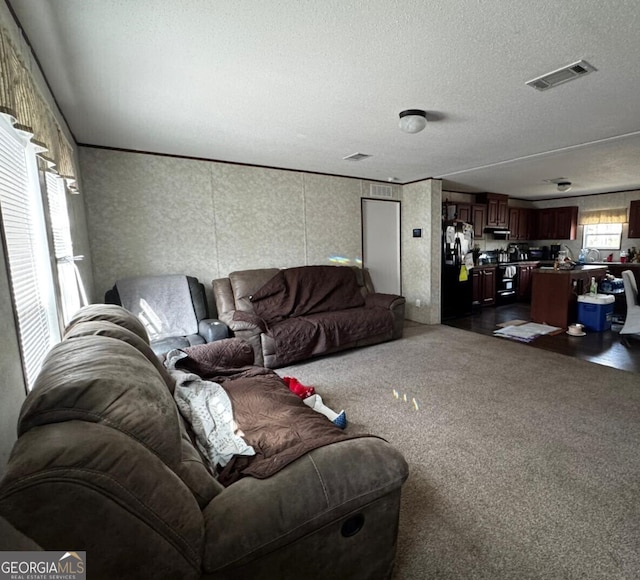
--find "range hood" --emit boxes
[484,227,511,239]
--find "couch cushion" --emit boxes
[60,324,221,507]
[0,421,204,579]
[63,320,176,393]
[66,303,149,342]
[19,335,182,467]
[263,308,394,367]
[228,268,280,312]
[175,416,225,507]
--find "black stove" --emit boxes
[496,263,518,304]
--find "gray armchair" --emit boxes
[105,274,228,354]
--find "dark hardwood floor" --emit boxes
[443,302,640,374]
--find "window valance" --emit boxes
[578,208,627,225]
[0,24,77,189]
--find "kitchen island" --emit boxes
[531,265,607,329]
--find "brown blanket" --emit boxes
[176,345,370,486]
[269,309,394,366]
[248,266,395,366]
[250,265,365,324]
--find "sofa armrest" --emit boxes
[218,310,267,334]
[202,437,408,574]
[198,318,230,343]
[365,292,406,310]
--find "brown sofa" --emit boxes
[212,265,405,367]
[0,304,409,580]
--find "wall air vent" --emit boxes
[526,60,597,91]
[343,152,371,161]
[370,184,394,198]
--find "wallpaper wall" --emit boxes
[79,147,423,313]
[402,180,442,324]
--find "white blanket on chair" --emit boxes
[116,275,198,339]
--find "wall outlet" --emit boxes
[415,299,421,308]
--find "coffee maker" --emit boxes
[549,244,561,260]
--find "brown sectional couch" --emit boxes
[213,265,405,367]
[0,304,409,579]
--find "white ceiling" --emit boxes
[8,0,640,200]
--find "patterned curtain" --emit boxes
[579,208,628,225]
[0,24,78,190]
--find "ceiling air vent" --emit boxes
[526,60,597,91]
[343,152,371,161]
[370,184,394,198]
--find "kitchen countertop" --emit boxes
[587,261,640,266]
[535,264,607,273]
[475,260,640,268]
[476,261,540,267]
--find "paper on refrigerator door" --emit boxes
[446,225,455,244]
[464,252,475,270]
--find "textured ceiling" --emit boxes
[7,0,640,200]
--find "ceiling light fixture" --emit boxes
[399,109,427,134]
[557,181,572,192]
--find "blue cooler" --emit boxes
[577,294,615,331]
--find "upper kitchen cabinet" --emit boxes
[508,207,531,240]
[536,208,555,240]
[478,193,508,228]
[533,206,578,240]
[456,203,472,223]
[555,206,578,240]
[628,200,640,238]
[471,204,487,239]
[452,203,486,238]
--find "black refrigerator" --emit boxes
[441,220,474,320]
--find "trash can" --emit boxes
[577,294,615,331]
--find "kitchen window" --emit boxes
[582,223,623,250]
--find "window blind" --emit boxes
[0,115,59,389]
[45,170,85,323]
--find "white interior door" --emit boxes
[362,198,401,294]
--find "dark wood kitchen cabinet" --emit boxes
[472,266,496,306]
[509,207,532,240]
[532,206,578,240]
[471,204,486,238]
[531,266,606,328]
[536,208,555,240]
[517,263,537,301]
[555,206,578,240]
[628,200,640,238]
[478,193,508,228]
[456,203,471,223]
[456,203,486,238]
